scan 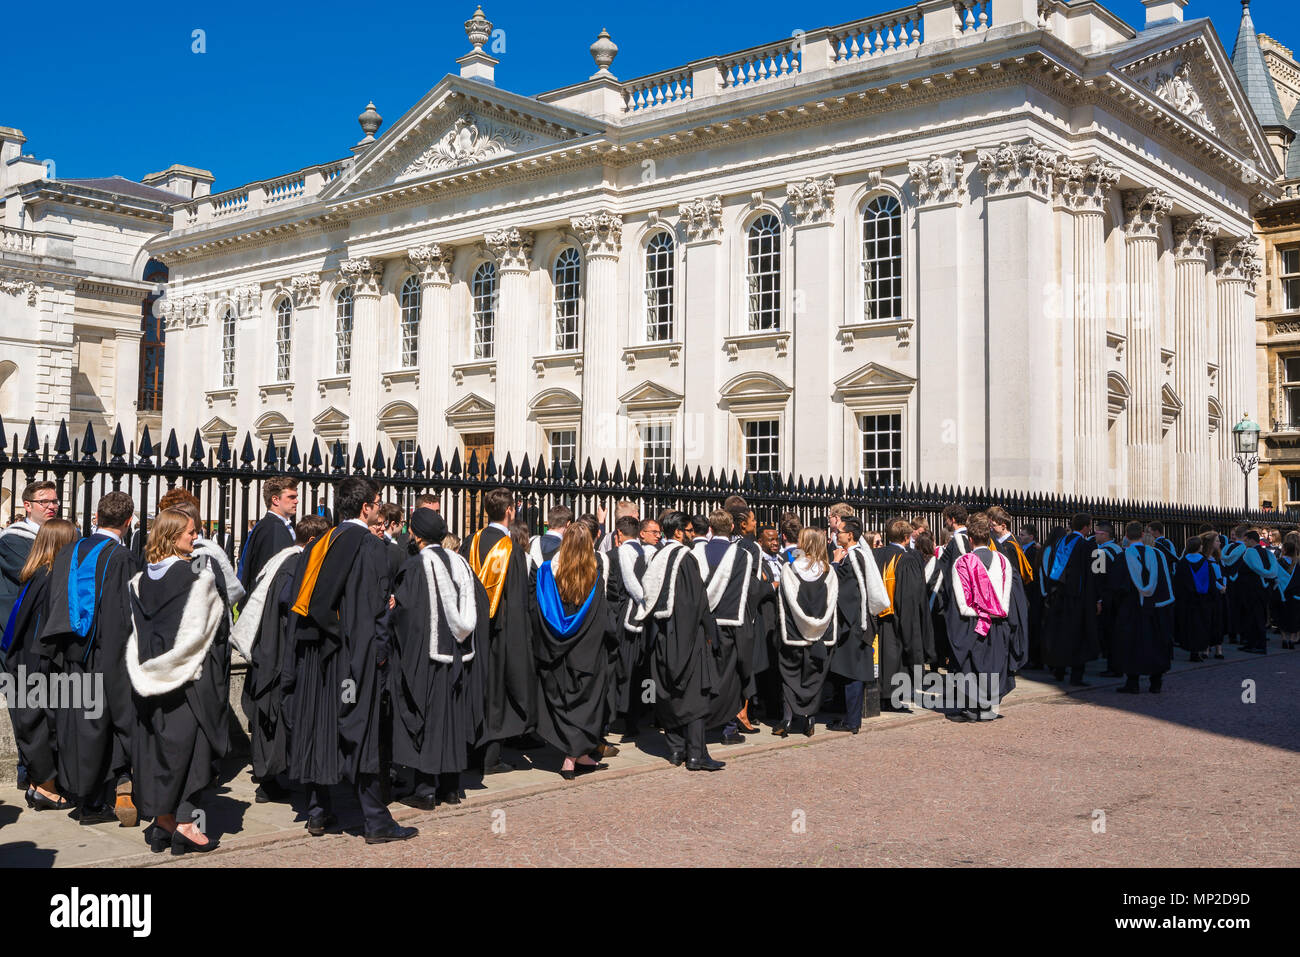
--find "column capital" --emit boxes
[1172,215,1219,261]
[339,257,382,297]
[570,210,624,259]
[484,227,534,273]
[680,194,723,243]
[785,175,836,227]
[408,243,454,286]
[976,140,1062,200]
[1215,236,1262,291]
[275,272,318,308]
[907,153,966,207]
[1054,158,1120,212]
[1122,188,1174,239]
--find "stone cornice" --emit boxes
[408,243,454,286]
[1122,188,1175,240]
[977,140,1062,199]
[907,153,966,207]
[570,210,623,259]
[484,227,534,273]
[679,195,723,243]
[1054,158,1120,212]
[1172,215,1219,262]
[785,176,836,226]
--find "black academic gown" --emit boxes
[606,541,650,716]
[460,526,537,743]
[645,542,720,729]
[698,538,750,727]
[239,549,302,782]
[944,547,1025,706]
[0,521,37,631]
[37,534,137,803]
[776,562,837,717]
[529,564,617,757]
[1107,544,1174,676]
[387,548,488,776]
[873,543,933,682]
[282,522,390,786]
[128,559,231,819]
[1038,531,1099,670]
[238,513,294,609]
[1020,541,1044,662]
[831,548,876,683]
[1173,556,1222,654]
[3,567,58,784]
[936,530,972,667]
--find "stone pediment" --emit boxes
[199,415,236,438]
[619,380,685,413]
[322,80,602,200]
[834,362,916,401]
[1114,31,1277,177]
[312,405,349,428]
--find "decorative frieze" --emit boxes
[1122,188,1175,239]
[484,227,534,273]
[977,141,1062,199]
[1054,158,1120,212]
[570,210,624,259]
[1172,215,1219,261]
[785,176,836,226]
[339,257,381,296]
[680,195,723,243]
[907,153,966,206]
[408,243,454,285]
[0,278,38,306]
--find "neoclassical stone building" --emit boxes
[150,0,1278,506]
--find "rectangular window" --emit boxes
[275,303,292,382]
[1282,247,1300,311]
[744,419,779,477]
[1288,475,1300,503]
[641,423,673,475]
[860,413,903,487]
[221,312,236,389]
[1281,356,1300,430]
[548,429,577,472]
[394,438,416,467]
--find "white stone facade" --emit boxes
[149,0,1278,506]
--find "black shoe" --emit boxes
[1116,683,1140,694]
[1052,668,1066,682]
[826,720,860,734]
[621,726,640,741]
[483,762,515,775]
[145,823,171,854]
[881,703,913,714]
[667,751,685,767]
[436,791,461,806]
[1214,652,1225,660]
[802,720,816,737]
[771,725,789,737]
[25,788,71,811]
[945,710,976,723]
[512,734,546,751]
[171,829,219,855]
[1245,647,1267,655]
[364,822,419,844]
[305,813,337,836]
[721,732,746,745]
[686,756,725,771]
[408,793,438,810]
[254,782,291,804]
[77,806,117,826]
[1149,679,1163,694]
[1068,677,1089,687]
[1100,670,1123,678]
[575,761,606,776]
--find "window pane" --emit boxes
[744,420,779,477]
[553,248,581,352]
[335,288,353,375]
[862,195,903,321]
[473,263,496,359]
[645,232,674,341]
[400,277,421,368]
[1287,386,1300,426]
[1289,476,1300,502]
[276,300,292,382]
[549,429,577,471]
[642,423,673,475]
[860,413,902,487]
[1285,357,1300,383]
[747,214,781,331]
[1285,277,1300,312]
[221,310,236,389]
[1281,248,1300,276]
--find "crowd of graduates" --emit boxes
[0,475,1292,851]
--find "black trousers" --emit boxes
[307,775,393,832]
[664,718,705,760]
[414,771,460,797]
[877,619,905,702]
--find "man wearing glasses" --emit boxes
[0,481,60,790]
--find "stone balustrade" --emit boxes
[179,160,348,229]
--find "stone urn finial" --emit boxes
[466,5,493,51]
[357,101,383,143]
[590,28,618,77]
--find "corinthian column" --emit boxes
[409,243,454,460]
[1215,237,1262,508]
[572,210,623,470]
[1172,215,1217,504]
[484,227,534,462]
[1058,159,1120,497]
[340,257,382,452]
[1122,189,1173,501]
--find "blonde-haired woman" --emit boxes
[129,507,231,854]
[529,522,616,779]
[3,517,79,811]
[773,527,839,738]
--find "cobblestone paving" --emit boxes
[160,653,1299,868]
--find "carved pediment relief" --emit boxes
[399,113,540,178]
[1142,60,1215,134]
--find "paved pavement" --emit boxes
[0,644,1295,867]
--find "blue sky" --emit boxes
[0,0,1290,191]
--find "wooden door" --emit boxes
[461,431,494,535]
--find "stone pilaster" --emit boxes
[571,211,622,470]
[484,227,534,462]
[340,257,382,452]
[409,243,454,460]
[1122,188,1174,501]
[786,176,837,473]
[1172,215,1218,504]
[680,196,725,471]
[1215,237,1262,508]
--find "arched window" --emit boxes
[862,195,903,321]
[553,248,581,352]
[335,287,354,374]
[746,213,781,331]
[400,276,421,368]
[275,299,292,382]
[472,262,497,359]
[645,231,674,342]
[221,309,236,388]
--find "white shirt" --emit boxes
[346,518,369,531]
[489,522,510,536]
[94,527,123,545]
[269,510,293,532]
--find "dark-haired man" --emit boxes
[1091,521,1124,676]
[1016,523,1044,669]
[1235,529,1280,654]
[528,505,572,570]
[1038,512,1099,685]
[1109,521,1175,693]
[828,517,889,732]
[460,487,537,774]
[608,513,652,739]
[1147,521,1179,564]
[283,477,416,843]
[871,517,932,714]
[39,491,138,826]
[237,477,298,606]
